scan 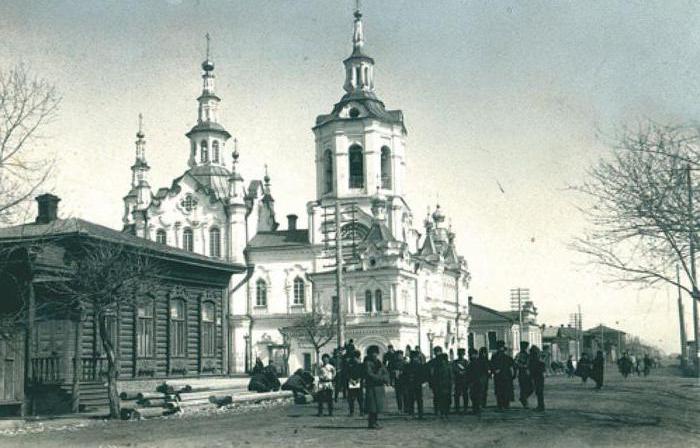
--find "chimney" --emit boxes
[35,194,60,224]
[287,214,298,231]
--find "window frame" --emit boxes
[209,227,221,258]
[136,297,156,358]
[255,279,268,307]
[375,289,383,312]
[293,277,305,306]
[212,140,220,163]
[182,227,194,252]
[201,301,216,358]
[323,149,333,194]
[364,290,372,313]
[155,229,167,245]
[348,144,364,189]
[170,298,187,358]
[200,140,209,163]
[380,146,392,189]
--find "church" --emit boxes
[122,7,472,375]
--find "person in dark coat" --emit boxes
[403,350,426,419]
[478,347,490,408]
[490,340,515,411]
[282,369,314,403]
[383,345,397,386]
[566,355,575,378]
[643,354,652,377]
[591,350,605,390]
[346,350,365,416]
[431,352,453,419]
[252,357,264,375]
[529,345,546,412]
[514,341,533,408]
[393,350,406,412]
[427,346,444,414]
[263,360,281,391]
[452,348,469,414]
[415,346,427,364]
[576,353,592,383]
[463,348,483,415]
[364,345,388,429]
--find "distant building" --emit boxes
[584,324,626,361]
[468,298,543,357]
[542,324,581,363]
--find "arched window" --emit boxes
[212,141,220,163]
[201,301,216,357]
[293,277,305,305]
[380,146,392,189]
[375,289,383,312]
[340,222,369,242]
[348,145,364,188]
[256,279,267,307]
[137,297,155,358]
[183,228,194,252]
[200,140,209,163]
[209,227,221,258]
[170,298,186,357]
[156,229,167,245]
[323,149,333,194]
[365,290,372,313]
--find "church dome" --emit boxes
[202,59,215,72]
[432,204,445,224]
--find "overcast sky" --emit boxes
[2,0,700,354]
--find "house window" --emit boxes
[212,141,220,163]
[381,146,392,189]
[209,227,221,258]
[170,299,186,357]
[137,298,155,358]
[348,145,364,188]
[200,140,209,163]
[201,301,216,357]
[375,289,383,312]
[256,279,267,307]
[323,149,333,194]
[293,277,305,305]
[156,229,167,245]
[183,228,194,252]
[487,331,498,351]
[364,290,372,313]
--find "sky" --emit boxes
[2,0,700,354]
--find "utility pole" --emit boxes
[334,201,345,350]
[677,265,688,369]
[686,165,700,377]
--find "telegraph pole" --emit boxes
[677,265,688,369]
[686,165,700,376]
[334,201,345,350]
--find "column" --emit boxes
[391,283,398,312]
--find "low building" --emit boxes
[468,299,517,355]
[542,324,581,363]
[0,195,244,415]
[584,324,626,362]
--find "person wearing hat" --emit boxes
[514,340,533,408]
[364,345,389,429]
[490,340,515,411]
[452,347,469,414]
[403,350,427,419]
[529,345,546,411]
[466,347,489,415]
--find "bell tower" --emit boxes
[309,4,411,243]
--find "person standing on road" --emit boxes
[347,350,365,417]
[566,355,575,378]
[432,351,453,420]
[384,345,397,386]
[490,340,515,411]
[479,347,490,408]
[466,347,489,415]
[452,348,469,414]
[393,350,406,413]
[364,345,389,429]
[643,354,652,377]
[317,354,336,416]
[403,350,427,419]
[427,346,444,414]
[577,353,592,383]
[591,350,605,390]
[514,341,533,409]
[529,345,546,412]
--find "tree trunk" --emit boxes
[98,313,120,419]
[314,348,320,376]
[71,312,82,413]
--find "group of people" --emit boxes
[617,352,654,378]
[567,351,606,389]
[307,339,548,429]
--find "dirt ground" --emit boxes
[2,367,698,448]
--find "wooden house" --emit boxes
[0,195,245,415]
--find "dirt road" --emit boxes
[2,368,698,448]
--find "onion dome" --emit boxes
[432,203,445,225]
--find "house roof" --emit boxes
[0,218,244,272]
[584,325,626,336]
[248,229,311,250]
[469,302,513,324]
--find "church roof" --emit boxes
[185,121,231,139]
[315,95,405,130]
[184,165,231,201]
[248,229,311,250]
[363,220,395,245]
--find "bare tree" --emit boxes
[49,240,162,418]
[0,65,60,224]
[284,308,337,374]
[574,121,700,374]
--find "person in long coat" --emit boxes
[490,340,515,411]
[529,345,546,411]
[478,347,490,408]
[591,350,605,390]
[431,352,453,419]
[466,347,489,415]
[514,341,533,408]
[402,350,427,419]
[452,348,469,414]
[364,345,389,429]
[346,350,365,416]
